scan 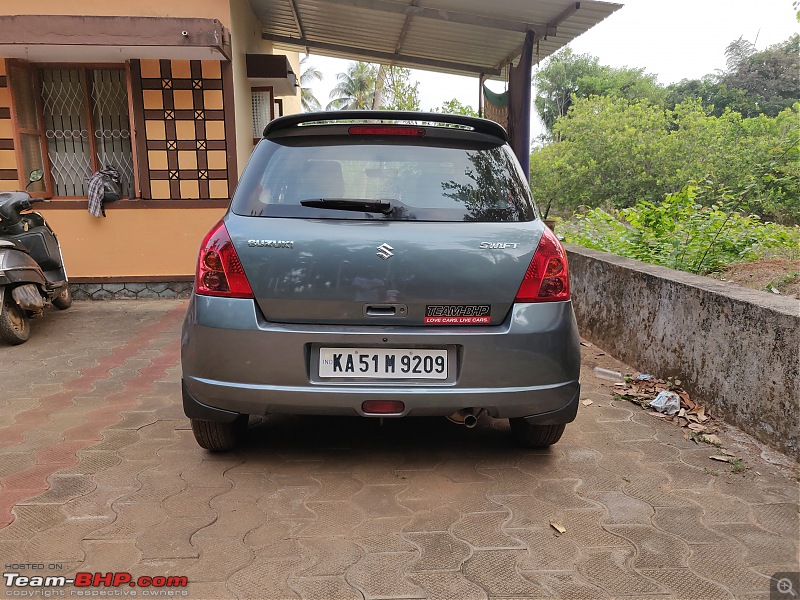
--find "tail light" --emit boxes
[195,220,254,298]
[515,227,570,302]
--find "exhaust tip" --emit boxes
[463,414,478,428]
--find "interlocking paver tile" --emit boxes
[577,547,665,596]
[307,472,363,501]
[401,504,461,532]
[289,576,363,600]
[298,538,364,576]
[26,516,108,562]
[192,499,268,540]
[346,552,424,599]
[405,531,472,571]
[514,527,580,572]
[18,474,95,505]
[587,490,654,524]
[712,522,799,566]
[255,486,317,520]
[1,300,797,600]
[79,539,142,572]
[752,502,800,535]
[479,466,538,496]
[86,501,165,540]
[652,506,727,544]
[638,568,733,599]
[463,549,548,597]
[451,510,524,549]
[688,544,771,594]
[185,537,253,582]
[243,519,304,557]
[674,488,752,524]
[228,559,302,600]
[352,517,416,552]
[298,500,367,537]
[498,493,563,529]
[409,572,488,600]
[538,572,611,599]
[604,524,690,568]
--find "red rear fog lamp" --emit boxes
[362,400,405,414]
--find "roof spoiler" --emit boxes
[263,110,508,142]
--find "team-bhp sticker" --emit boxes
[425,305,491,324]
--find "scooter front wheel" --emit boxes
[0,296,30,345]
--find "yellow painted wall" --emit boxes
[0,0,231,27]
[38,207,226,278]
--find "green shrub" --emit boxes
[560,182,800,274]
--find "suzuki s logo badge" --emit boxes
[376,243,394,260]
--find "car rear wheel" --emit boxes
[0,297,30,345]
[52,286,72,310]
[191,416,248,451]
[509,419,566,447]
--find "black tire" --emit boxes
[0,297,30,345]
[509,419,566,447]
[52,286,72,310]
[191,416,247,451]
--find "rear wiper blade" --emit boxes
[300,198,394,214]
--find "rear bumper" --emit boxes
[181,295,581,421]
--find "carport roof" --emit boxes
[252,0,622,78]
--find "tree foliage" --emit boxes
[327,62,376,110]
[533,48,664,138]
[529,96,800,223]
[431,99,479,116]
[326,62,419,111]
[667,34,799,118]
[299,56,323,112]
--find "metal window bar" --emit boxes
[40,68,134,197]
[252,89,273,139]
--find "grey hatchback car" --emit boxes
[181,111,580,451]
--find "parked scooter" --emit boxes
[0,170,71,345]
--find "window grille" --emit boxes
[40,68,134,197]
[251,89,273,139]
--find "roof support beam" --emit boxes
[493,1,581,70]
[262,33,502,75]
[287,0,309,54]
[393,0,419,56]
[314,0,555,35]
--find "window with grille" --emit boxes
[251,87,273,143]
[8,62,135,198]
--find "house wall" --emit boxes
[0,1,301,280]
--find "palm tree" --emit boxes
[326,62,376,110]
[300,55,323,112]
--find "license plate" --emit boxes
[319,348,448,379]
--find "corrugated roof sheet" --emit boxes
[251,0,622,78]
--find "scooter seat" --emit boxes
[0,238,30,253]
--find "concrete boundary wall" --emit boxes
[566,244,799,459]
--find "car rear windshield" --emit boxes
[231,135,535,222]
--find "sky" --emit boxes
[300,0,798,128]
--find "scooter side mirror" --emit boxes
[28,170,44,183]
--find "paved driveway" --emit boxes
[0,300,797,599]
